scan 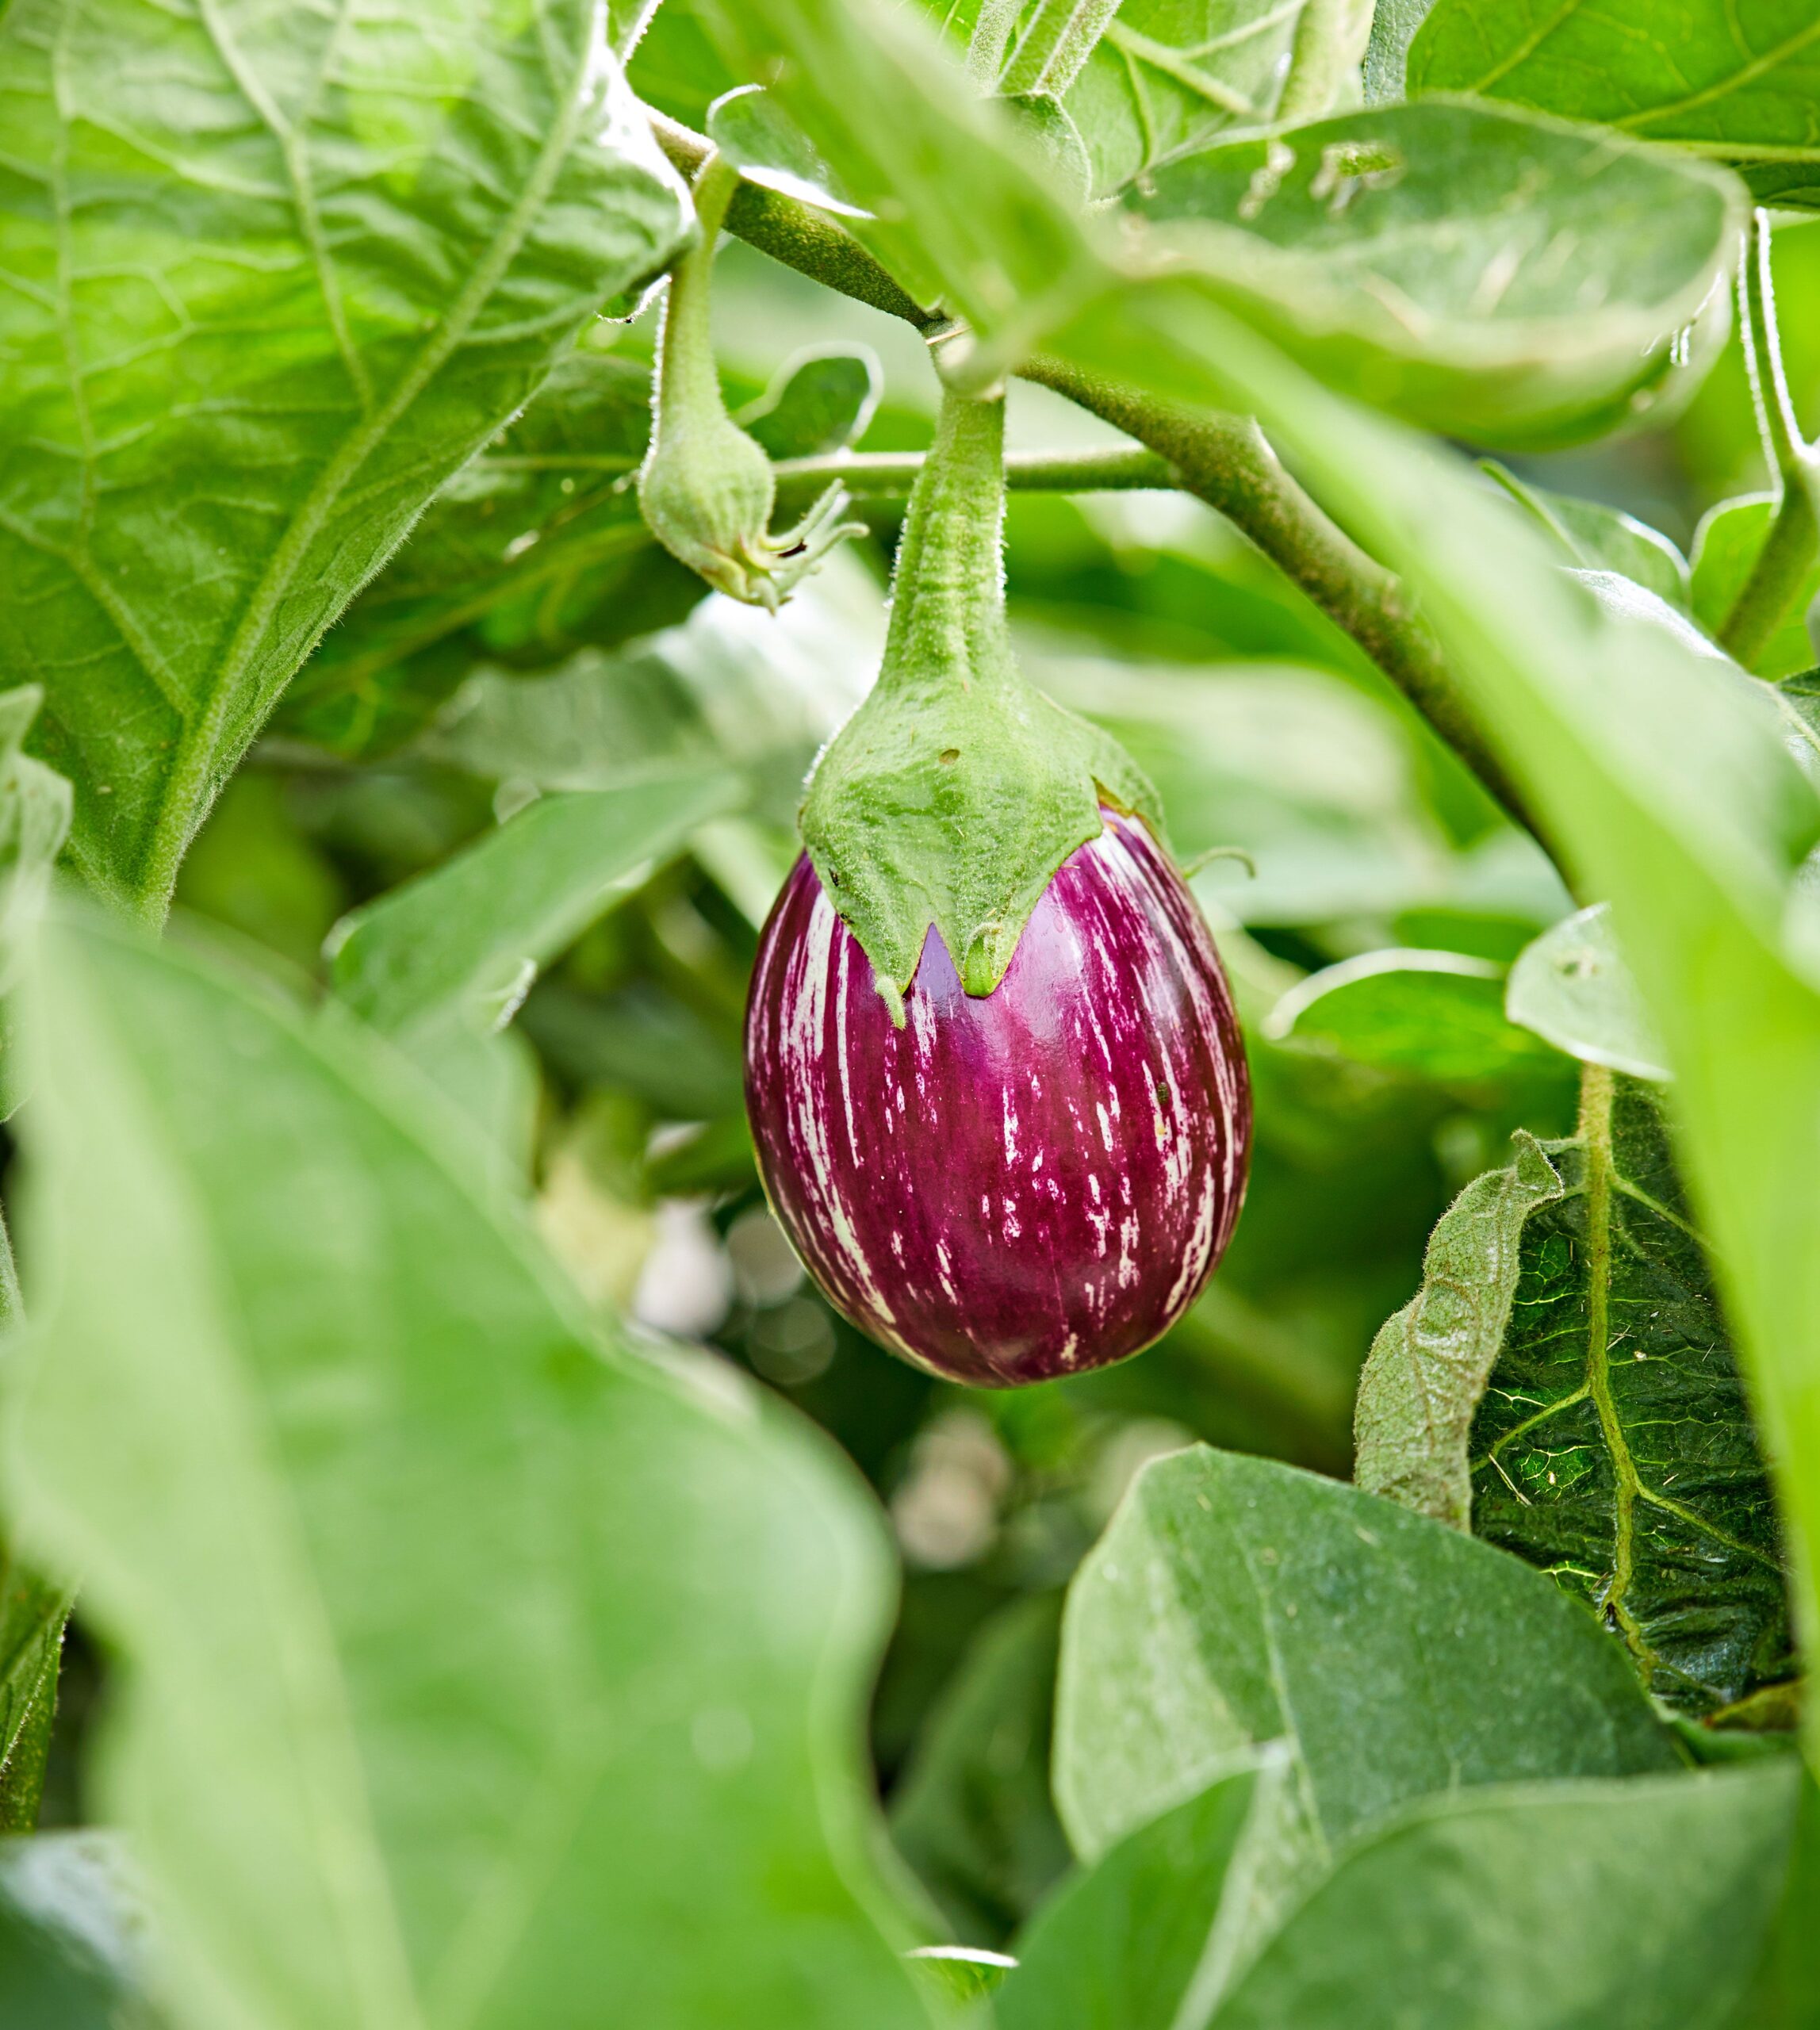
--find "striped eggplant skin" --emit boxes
[744,810,1251,1387]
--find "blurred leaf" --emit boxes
[1726,1767,1820,2028]
[0,2,690,910]
[741,348,884,458]
[331,771,742,1043]
[420,560,884,831]
[1065,0,1368,197]
[0,1833,152,2028]
[626,3,749,127]
[1036,657,1462,925]
[889,1593,1072,1948]
[1056,1447,1677,1871]
[3,913,933,2030]
[1467,1075,1791,1714]
[1408,0,1820,208]
[173,775,345,981]
[1692,496,1820,679]
[1127,101,1742,450]
[708,86,864,214]
[1506,902,1672,1082]
[905,1945,1016,2002]
[1213,1764,1801,2030]
[523,982,746,1120]
[1485,465,1692,612]
[995,1763,1264,2030]
[1265,948,1566,1086]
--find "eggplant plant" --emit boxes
[0,1,1815,2026]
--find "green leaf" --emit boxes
[1212,1764,1802,2030]
[888,1592,1072,1948]
[274,344,697,763]
[1727,1766,1820,2028]
[1067,0,1373,196]
[994,1764,1265,2030]
[1408,0,1820,208]
[0,1833,152,2028]
[1473,1072,1791,1712]
[329,769,744,1043]
[1693,496,1820,680]
[707,86,863,215]
[1125,99,1744,450]
[1263,948,1567,1086]
[1484,465,1692,612]
[0,1542,69,1835]
[0,2,692,915]
[1056,1447,1678,1871]
[1506,902,1672,1082]
[740,348,883,459]
[3,912,933,2030]
[1362,0,1436,102]
[904,1945,1016,2003]
[1354,1132,1570,1530]
[0,689,72,1120]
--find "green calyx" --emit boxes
[639,155,861,611]
[799,386,1162,1011]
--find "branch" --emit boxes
[772,443,1175,505]
[644,109,1536,831]
[1721,210,1820,669]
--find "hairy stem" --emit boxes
[644,109,1534,833]
[1722,209,1820,668]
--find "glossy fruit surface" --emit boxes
[744,810,1251,1386]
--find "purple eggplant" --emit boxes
[745,808,1251,1386]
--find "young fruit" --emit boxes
[745,809,1251,1385]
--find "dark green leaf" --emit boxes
[1471,1073,1791,1711]
[1408,0,1820,207]
[1485,465,1692,612]
[0,3,691,912]
[995,1764,1264,2030]
[1067,0,1373,195]
[1693,496,1820,680]
[1056,1446,1677,1879]
[888,1592,1072,1948]
[2,912,932,2030]
[1264,948,1566,1086]
[1505,902,1672,1082]
[1127,100,1743,449]
[0,1545,67,1836]
[741,348,883,459]
[1213,1764,1802,2030]
[0,1833,152,2029]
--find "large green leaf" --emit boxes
[1065,0,1374,195]
[1056,1448,1677,1871]
[994,1764,1266,2030]
[1125,99,1744,448]
[1358,1071,1792,1712]
[0,0,690,914]
[2,913,933,2030]
[887,1592,1071,1949]
[1212,1764,1801,2030]
[1408,0,1820,209]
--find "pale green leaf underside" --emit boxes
[4,916,929,2030]
[1409,0,1820,205]
[1128,98,1743,449]
[1214,1765,1799,2030]
[0,0,691,910]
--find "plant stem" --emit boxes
[1721,209,1820,669]
[644,109,1535,834]
[772,442,1174,504]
